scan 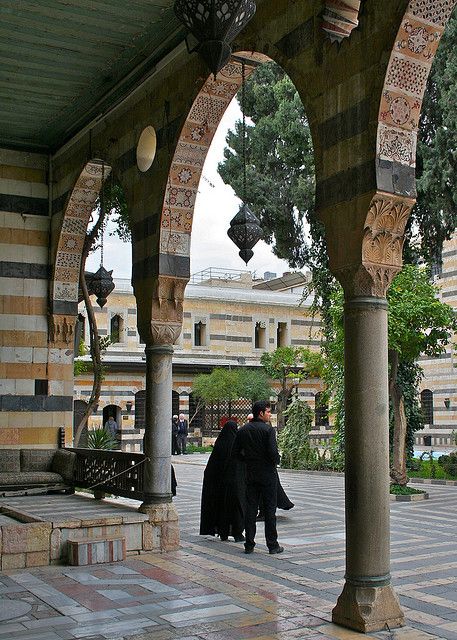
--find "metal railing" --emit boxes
[69,448,145,500]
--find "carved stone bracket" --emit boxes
[333,192,415,298]
[137,275,187,346]
[48,314,76,346]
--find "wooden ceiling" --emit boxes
[0,1,185,152]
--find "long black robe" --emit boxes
[199,421,246,538]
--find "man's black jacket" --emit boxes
[233,418,280,472]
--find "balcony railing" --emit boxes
[69,448,145,500]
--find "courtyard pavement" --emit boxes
[1,456,457,640]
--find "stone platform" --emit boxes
[0,492,179,570]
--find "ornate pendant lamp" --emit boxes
[227,61,262,264]
[174,0,256,77]
[91,164,114,308]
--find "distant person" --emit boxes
[234,400,283,555]
[200,420,245,542]
[177,413,188,454]
[104,416,118,438]
[171,415,180,455]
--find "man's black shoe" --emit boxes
[269,545,284,555]
[234,535,245,542]
[244,546,254,554]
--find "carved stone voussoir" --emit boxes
[48,314,75,346]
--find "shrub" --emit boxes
[87,428,117,450]
[438,452,457,477]
[278,399,316,469]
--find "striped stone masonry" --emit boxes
[68,536,126,566]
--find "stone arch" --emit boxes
[50,159,112,320]
[157,53,269,285]
[333,1,457,298]
[376,0,456,196]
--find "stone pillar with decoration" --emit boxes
[324,192,413,633]
[135,275,186,550]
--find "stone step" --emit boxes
[68,536,125,566]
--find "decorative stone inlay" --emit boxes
[377,123,416,166]
[322,1,361,42]
[52,161,110,306]
[409,0,456,26]
[157,55,262,276]
[160,230,191,256]
[377,0,457,172]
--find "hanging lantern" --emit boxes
[227,203,262,265]
[174,0,256,77]
[89,266,115,308]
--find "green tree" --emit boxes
[260,346,324,430]
[218,61,318,269]
[191,368,272,419]
[326,266,457,485]
[412,13,457,265]
[278,399,315,469]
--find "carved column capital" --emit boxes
[332,192,414,298]
[136,275,187,346]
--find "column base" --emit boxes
[138,502,179,551]
[332,581,405,633]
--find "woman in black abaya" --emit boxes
[199,420,245,542]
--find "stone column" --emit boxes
[141,342,174,506]
[332,295,404,632]
[136,316,183,551]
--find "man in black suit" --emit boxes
[177,413,189,454]
[233,400,284,555]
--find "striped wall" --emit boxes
[418,232,457,446]
[0,149,73,448]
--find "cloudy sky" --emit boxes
[87,98,290,281]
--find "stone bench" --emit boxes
[67,536,126,566]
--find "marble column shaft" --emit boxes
[142,343,173,505]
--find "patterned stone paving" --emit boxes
[1,458,457,639]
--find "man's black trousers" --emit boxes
[244,468,278,550]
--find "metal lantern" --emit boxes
[89,266,115,308]
[174,0,256,77]
[227,203,262,265]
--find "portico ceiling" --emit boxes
[0,1,185,152]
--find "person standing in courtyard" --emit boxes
[200,419,245,542]
[234,400,283,555]
[177,413,188,454]
[171,415,180,455]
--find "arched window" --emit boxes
[110,314,123,343]
[135,390,146,430]
[421,389,434,425]
[315,392,329,427]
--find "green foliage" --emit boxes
[236,369,272,401]
[218,61,317,269]
[186,443,213,453]
[412,12,457,264]
[438,452,457,477]
[408,458,453,480]
[87,428,117,450]
[192,368,271,403]
[389,484,426,495]
[388,265,457,362]
[260,346,323,382]
[74,339,88,377]
[278,399,316,469]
